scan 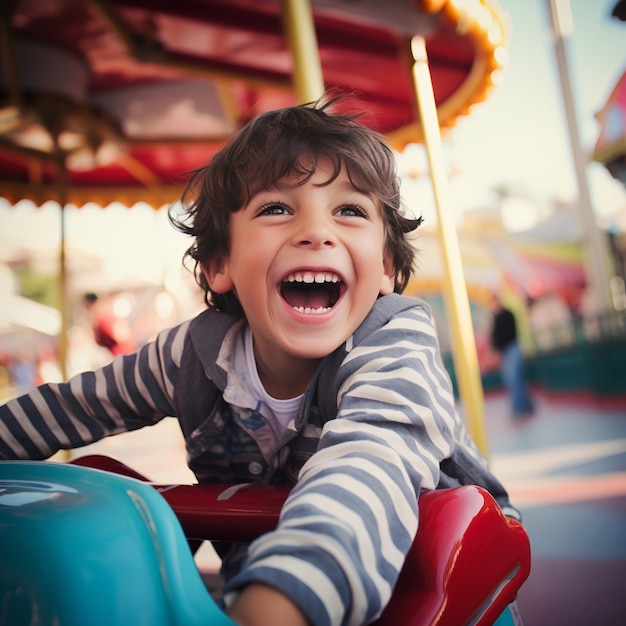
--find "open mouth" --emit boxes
[280,271,343,314]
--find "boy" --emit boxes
[0,98,518,626]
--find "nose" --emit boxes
[293,211,336,248]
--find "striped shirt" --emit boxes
[0,294,516,626]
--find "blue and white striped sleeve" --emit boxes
[0,321,189,460]
[223,304,458,626]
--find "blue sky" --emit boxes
[468,0,624,209]
[400,0,626,228]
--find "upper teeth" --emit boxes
[285,271,340,284]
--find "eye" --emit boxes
[336,204,369,218]
[257,202,290,216]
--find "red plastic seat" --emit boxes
[71,454,531,626]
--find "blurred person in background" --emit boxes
[490,293,535,419]
[82,292,133,357]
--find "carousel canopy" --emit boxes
[0,0,508,208]
[592,69,626,187]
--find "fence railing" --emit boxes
[525,309,626,398]
[445,309,626,399]
[530,309,626,353]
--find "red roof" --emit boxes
[592,69,626,181]
[0,0,509,207]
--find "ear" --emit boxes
[201,257,234,294]
[379,250,395,295]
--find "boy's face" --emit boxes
[203,159,395,380]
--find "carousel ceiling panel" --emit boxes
[0,0,509,207]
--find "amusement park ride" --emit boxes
[0,0,507,207]
[0,1,532,624]
[1,455,530,625]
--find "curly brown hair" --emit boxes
[169,95,422,316]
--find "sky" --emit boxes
[1,0,625,286]
[398,0,626,229]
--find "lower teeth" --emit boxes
[293,306,330,314]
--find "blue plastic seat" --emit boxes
[0,461,235,626]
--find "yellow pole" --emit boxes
[280,0,325,103]
[53,158,69,383]
[409,36,489,455]
[52,156,71,462]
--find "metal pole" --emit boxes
[546,0,613,313]
[410,36,489,455]
[280,0,325,103]
[54,158,69,382]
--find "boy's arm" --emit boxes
[227,583,309,626]
[224,304,459,626]
[0,322,187,459]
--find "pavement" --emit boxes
[482,391,626,626]
[66,389,626,625]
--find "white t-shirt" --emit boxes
[231,325,303,437]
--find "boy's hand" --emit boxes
[227,583,310,626]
